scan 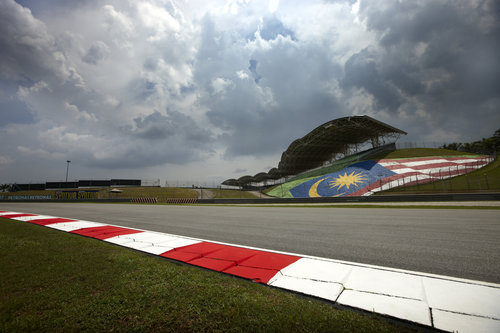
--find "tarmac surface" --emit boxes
[1,202,499,283]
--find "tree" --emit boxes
[441,129,499,155]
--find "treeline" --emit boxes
[441,129,500,155]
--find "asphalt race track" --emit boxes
[2,202,499,283]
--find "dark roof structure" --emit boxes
[222,115,406,186]
[253,172,270,183]
[277,116,406,176]
[221,178,239,186]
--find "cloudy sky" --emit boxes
[1,0,499,185]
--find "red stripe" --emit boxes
[70,226,143,240]
[349,173,436,196]
[428,167,477,178]
[1,213,38,219]
[189,257,236,272]
[385,161,458,171]
[28,218,78,226]
[223,266,283,284]
[167,242,226,255]
[348,164,479,196]
[161,242,300,284]
[206,246,260,263]
[377,156,488,164]
[443,156,489,161]
[385,160,488,172]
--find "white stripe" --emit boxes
[47,220,105,232]
[0,211,19,215]
[401,158,450,167]
[380,157,488,169]
[11,215,57,221]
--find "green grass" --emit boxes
[0,218,416,332]
[384,157,499,193]
[265,148,492,198]
[212,189,259,199]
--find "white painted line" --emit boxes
[337,290,432,326]
[119,232,184,244]
[156,238,201,249]
[432,309,500,333]
[47,220,105,232]
[276,257,352,283]
[423,277,500,319]
[118,240,154,251]
[105,236,136,245]
[269,274,344,301]
[10,215,57,221]
[0,211,20,215]
[344,266,424,301]
[140,245,175,255]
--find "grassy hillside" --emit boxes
[382,156,499,194]
[265,148,490,198]
[211,189,259,199]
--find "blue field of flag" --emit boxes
[289,161,396,198]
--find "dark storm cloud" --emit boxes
[133,110,214,147]
[82,41,109,65]
[342,48,403,112]
[84,110,215,169]
[343,0,500,137]
[0,82,35,126]
[87,144,197,169]
[0,97,35,126]
[197,8,346,158]
[0,0,58,82]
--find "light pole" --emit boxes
[65,160,71,182]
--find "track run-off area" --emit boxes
[1,202,499,284]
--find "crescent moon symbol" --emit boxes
[308,177,328,197]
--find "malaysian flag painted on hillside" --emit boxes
[289,156,493,198]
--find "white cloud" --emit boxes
[269,0,279,13]
[0,0,498,184]
[236,70,249,80]
[136,2,180,41]
[211,77,233,95]
[64,102,98,122]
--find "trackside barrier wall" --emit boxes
[130,197,158,204]
[197,192,500,204]
[165,198,198,204]
[0,198,131,203]
[1,193,498,203]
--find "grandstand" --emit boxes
[10,179,146,192]
[223,115,406,188]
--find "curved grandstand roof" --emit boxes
[253,172,270,182]
[277,115,406,176]
[267,168,282,180]
[221,178,239,186]
[222,115,406,186]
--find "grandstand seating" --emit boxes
[277,155,493,198]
